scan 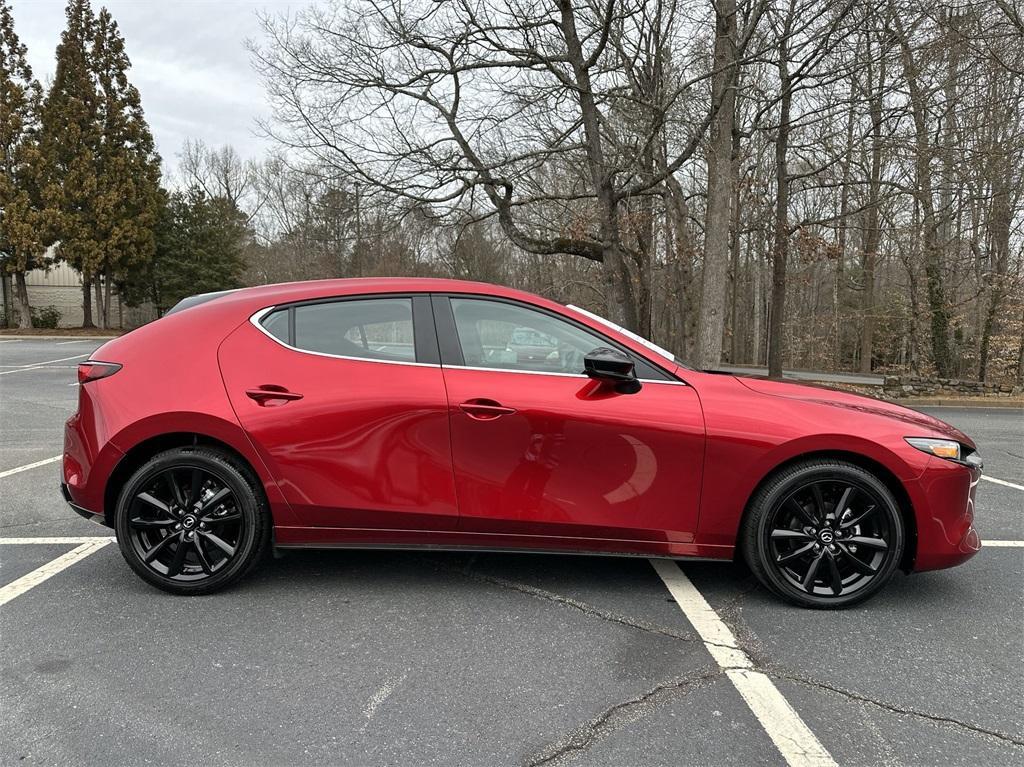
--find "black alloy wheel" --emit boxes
[115,447,269,594]
[742,460,904,608]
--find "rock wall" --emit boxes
[883,375,1022,398]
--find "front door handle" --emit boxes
[459,399,517,420]
[246,385,304,405]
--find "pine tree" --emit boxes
[0,0,45,329]
[37,0,101,327]
[148,187,247,312]
[89,7,161,327]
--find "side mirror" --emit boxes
[584,347,642,394]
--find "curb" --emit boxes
[896,398,1024,409]
[0,336,116,341]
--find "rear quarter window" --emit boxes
[260,298,416,363]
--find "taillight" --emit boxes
[77,361,122,384]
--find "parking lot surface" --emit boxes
[1,338,1022,766]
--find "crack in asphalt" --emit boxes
[429,557,1022,758]
[522,669,721,767]
[771,670,1024,748]
[427,557,702,643]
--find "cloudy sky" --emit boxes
[12,0,306,166]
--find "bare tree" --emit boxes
[251,0,767,329]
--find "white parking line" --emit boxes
[17,353,89,367]
[0,537,115,544]
[55,340,94,345]
[0,455,62,479]
[0,353,88,376]
[0,339,20,344]
[0,538,112,607]
[651,559,836,767]
[984,540,1024,547]
[982,475,1024,491]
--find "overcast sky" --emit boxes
[12,0,305,167]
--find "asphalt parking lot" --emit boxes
[1,337,1022,766]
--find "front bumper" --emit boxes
[910,459,982,571]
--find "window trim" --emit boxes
[433,294,684,384]
[249,294,438,368]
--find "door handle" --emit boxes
[459,399,517,420]
[246,386,304,405]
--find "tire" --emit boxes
[740,459,905,609]
[114,447,270,595]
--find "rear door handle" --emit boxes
[246,386,304,405]
[459,399,517,420]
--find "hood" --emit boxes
[732,375,974,447]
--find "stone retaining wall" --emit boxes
[882,375,1022,398]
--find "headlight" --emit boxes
[905,437,961,461]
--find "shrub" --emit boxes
[35,305,62,329]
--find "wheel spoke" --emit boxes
[834,486,855,522]
[809,483,826,522]
[847,535,888,550]
[825,551,843,595]
[837,544,878,575]
[771,529,813,542]
[136,492,171,515]
[801,552,825,593]
[777,541,816,564]
[188,468,203,507]
[204,511,241,525]
[193,536,214,574]
[201,531,236,557]
[840,504,877,529]
[784,498,817,527]
[165,534,189,576]
[197,486,231,516]
[143,531,180,563]
[129,517,176,529]
[165,471,187,509]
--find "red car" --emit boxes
[62,278,983,607]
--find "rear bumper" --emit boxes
[910,459,982,571]
[61,481,108,526]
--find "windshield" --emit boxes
[567,304,688,369]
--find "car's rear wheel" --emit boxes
[114,447,270,595]
[741,460,904,608]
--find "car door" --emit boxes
[434,295,705,544]
[218,294,459,530]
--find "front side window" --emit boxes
[449,298,609,375]
[262,298,416,362]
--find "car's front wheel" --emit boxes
[741,460,905,608]
[114,447,270,595]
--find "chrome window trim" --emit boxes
[250,305,686,384]
[249,306,440,368]
[445,364,687,385]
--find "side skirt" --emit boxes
[273,525,734,562]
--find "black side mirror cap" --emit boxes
[584,347,642,394]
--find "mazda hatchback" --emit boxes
[62,278,983,607]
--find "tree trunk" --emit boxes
[557,0,636,330]
[14,271,33,330]
[1,271,13,328]
[94,273,106,330]
[859,48,885,374]
[767,54,792,379]
[81,279,95,328]
[103,268,113,329]
[837,68,856,368]
[897,26,952,377]
[695,0,738,369]
[979,152,1012,382]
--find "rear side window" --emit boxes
[260,298,416,362]
[262,309,289,342]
